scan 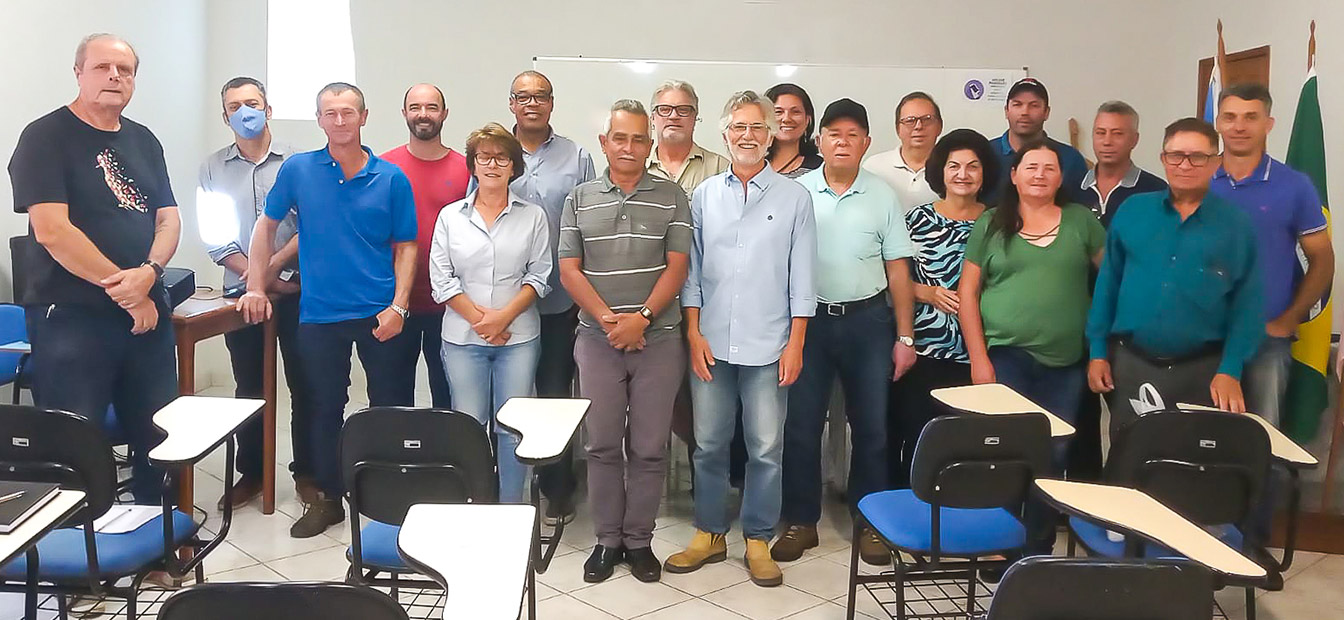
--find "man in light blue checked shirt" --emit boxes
[665,91,816,588]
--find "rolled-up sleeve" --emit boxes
[523,208,553,298]
[681,185,706,308]
[428,209,464,304]
[788,191,818,317]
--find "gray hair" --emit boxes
[316,82,366,113]
[75,33,139,72]
[650,79,699,110]
[718,90,779,137]
[602,99,653,135]
[1096,100,1140,129]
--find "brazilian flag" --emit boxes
[1283,68,1332,442]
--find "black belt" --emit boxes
[1112,337,1223,366]
[817,292,887,318]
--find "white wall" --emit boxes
[6,0,1344,390]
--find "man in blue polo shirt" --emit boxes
[1212,83,1334,427]
[986,78,1088,206]
[1087,118,1263,433]
[238,82,418,538]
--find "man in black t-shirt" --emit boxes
[7,34,181,504]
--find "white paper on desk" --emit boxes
[85,505,160,534]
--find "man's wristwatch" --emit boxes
[389,303,410,319]
[638,306,655,320]
[898,335,915,348]
[140,259,164,278]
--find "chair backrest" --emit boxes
[157,582,409,620]
[0,405,117,522]
[1106,410,1271,526]
[987,557,1213,620]
[0,304,27,382]
[910,413,1052,510]
[340,407,498,525]
[9,235,33,303]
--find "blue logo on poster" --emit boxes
[964,80,985,100]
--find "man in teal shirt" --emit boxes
[1086,118,1263,434]
[775,99,916,567]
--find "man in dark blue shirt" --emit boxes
[1086,118,1263,434]
[239,83,419,538]
[1078,100,1168,226]
[986,78,1089,205]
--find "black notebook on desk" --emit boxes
[0,482,60,534]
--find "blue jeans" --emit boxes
[441,338,541,503]
[26,303,178,504]
[987,346,1085,469]
[690,360,787,540]
[782,303,892,523]
[297,317,417,497]
[1243,336,1292,428]
[405,311,452,408]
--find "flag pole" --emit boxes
[1217,19,1227,79]
[1309,20,1317,72]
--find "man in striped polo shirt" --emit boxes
[559,99,691,584]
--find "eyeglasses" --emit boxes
[1160,151,1216,167]
[510,92,553,105]
[653,105,697,118]
[727,123,769,136]
[898,114,938,128]
[474,154,512,167]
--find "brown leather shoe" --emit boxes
[293,474,320,505]
[859,527,891,566]
[663,530,727,574]
[216,476,263,510]
[744,538,783,587]
[770,524,819,562]
[289,495,344,538]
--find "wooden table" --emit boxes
[930,383,1077,438]
[398,503,537,620]
[172,297,276,514]
[1035,479,1267,583]
[0,489,86,619]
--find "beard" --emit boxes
[409,118,442,141]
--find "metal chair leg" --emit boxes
[846,521,861,620]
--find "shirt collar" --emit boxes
[650,143,708,168]
[597,170,656,193]
[224,140,286,163]
[1160,189,1220,222]
[1081,163,1143,190]
[1214,153,1273,185]
[725,162,779,191]
[803,166,871,198]
[512,125,558,155]
[461,190,526,215]
[996,130,1056,156]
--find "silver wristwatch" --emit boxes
[898,335,915,347]
[638,306,655,320]
[389,303,410,319]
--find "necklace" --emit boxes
[1018,223,1060,241]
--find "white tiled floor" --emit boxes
[2,373,1343,619]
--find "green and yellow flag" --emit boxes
[1283,66,1332,442]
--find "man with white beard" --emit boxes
[665,91,817,588]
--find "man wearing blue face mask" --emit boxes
[197,76,315,509]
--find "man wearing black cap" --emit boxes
[986,78,1089,205]
[773,98,916,566]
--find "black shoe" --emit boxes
[625,546,662,583]
[583,544,625,583]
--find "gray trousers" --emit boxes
[575,331,686,549]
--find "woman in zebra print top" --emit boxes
[887,129,998,488]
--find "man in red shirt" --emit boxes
[380,83,469,406]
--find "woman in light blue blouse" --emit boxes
[887,129,998,488]
[429,123,552,502]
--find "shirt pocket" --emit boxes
[1182,260,1234,312]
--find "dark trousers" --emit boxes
[782,303,893,523]
[224,294,311,480]
[888,356,972,489]
[26,303,178,504]
[988,346,1085,468]
[535,308,579,506]
[1067,388,1104,482]
[297,317,417,496]
[405,310,451,408]
[1103,340,1221,437]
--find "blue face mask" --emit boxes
[228,105,267,139]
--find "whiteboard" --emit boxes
[533,57,1027,166]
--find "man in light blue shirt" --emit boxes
[506,70,596,524]
[665,91,816,588]
[776,99,916,568]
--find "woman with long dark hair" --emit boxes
[888,128,998,487]
[764,83,823,178]
[958,139,1104,449]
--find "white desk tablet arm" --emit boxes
[147,396,264,578]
